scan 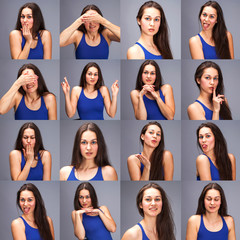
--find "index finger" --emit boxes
[213,88,216,98]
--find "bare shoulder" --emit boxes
[189,35,201,46]
[161,84,173,93]
[187,101,205,119]
[102,165,118,180]
[127,154,138,164]
[72,86,81,94]
[44,93,56,101]
[122,224,141,240]
[163,150,173,159]
[60,165,73,180]
[188,215,201,227]
[41,150,51,163]
[127,44,144,59]
[11,217,25,231]
[196,154,209,163]
[41,30,51,40]
[9,150,21,158]
[9,30,21,39]
[47,216,53,225]
[188,102,201,113]
[73,30,83,45]
[228,153,235,161]
[224,215,235,229]
[227,31,233,40]
[130,90,139,98]
[99,205,109,213]
[99,86,109,95]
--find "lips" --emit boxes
[23,207,30,214]
[202,144,207,149]
[26,84,34,89]
[148,28,155,32]
[151,140,157,144]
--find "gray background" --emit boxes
[121,120,181,181]
[181,0,240,59]
[60,0,120,59]
[60,120,120,180]
[0,181,60,240]
[121,60,181,120]
[120,0,181,59]
[60,60,121,120]
[0,60,60,120]
[0,0,60,59]
[60,181,120,240]
[0,120,60,181]
[181,120,240,181]
[181,60,240,120]
[181,181,240,239]
[121,181,181,239]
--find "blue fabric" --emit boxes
[140,162,144,175]
[15,96,48,120]
[197,155,220,181]
[75,33,109,59]
[135,42,163,59]
[20,216,43,240]
[195,100,213,120]
[198,33,219,59]
[77,89,104,120]
[143,89,167,120]
[21,32,43,59]
[21,151,43,180]
[67,166,103,181]
[197,215,228,240]
[137,223,150,240]
[82,209,112,240]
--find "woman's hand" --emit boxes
[111,80,119,97]
[84,208,100,216]
[22,144,34,164]
[135,154,151,169]
[61,77,70,95]
[212,88,224,113]
[17,71,38,88]
[81,11,103,25]
[21,24,32,43]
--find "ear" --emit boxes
[196,78,201,85]
[141,134,144,141]
[137,18,141,26]
[139,202,143,209]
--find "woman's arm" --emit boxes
[42,30,52,59]
[42,151,52,181]
[102,166,118,181]
[226,216,236,240]
[196,155,212,181]
[59,166,72,181]
[72,210,86,240]
[189,36,204,59]
[186,215,199,240]
[228,153,236,180]
[122,225,141,240]
[97,206,116,232]
[187,103,207,120]
[127,45,145,59]
[162,150,174,180]
[45,94,57,120]
[227,31,234,59]
[47,217,55,240]
[130,90,147,120]
[11,219,27,240]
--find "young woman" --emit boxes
[122,183,175,240]
[189,1,234,59]
[60,122,118,181]
[11,183,55,240]
[72,182,116,240]
[131,60,175,120]
[187,61,232,120]
[0,63,57,120]
[127,1,173,59]
[9,122,52,181]
[61,62,119,120]
[127,122,174,181]
[186,183,236,240]
[196,122,236,181]
[9,2,52,59]
[60,4,120,59]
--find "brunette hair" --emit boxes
[194,61,232,120]
[78,5,104,33]
[196,183,228,216]
[17,183,53,240]
[199,1,231,59]
[140,121,165,180]
[137,1,173,59]
[135,60,163,91]
[15,122,45,159]
[71,122,111,169]
[15,2,46,39]
[79,62,104,90]
[197,122,232,180]
[74,182,99,210]
[137,183,175,240]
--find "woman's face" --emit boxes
[22,128,36,149]
[204,189,221,213]
[200,6,217,31]
[85,67,99,86]
[20,7,34,30]
[142,124,161,148]
[198,127,215,154]
[19,190,36,215]
[138,7,161,36]
[80,130,98,160]
[84,10,100,33]
[22,68,39,93]
[79,189,92,208]
[142,64,156,85]
[140,188,162,217]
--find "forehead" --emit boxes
[86,9,98,15]
[142,7,161,17]
[143,188,161,197]
[199,127,213,135]
[20,190,35,198]
[23,128,35,136]
[81,130,97,139]
[87,67,98,73]
[146,124,161,132]
[79,189,90,196]
[143,64,156,72]
[22,68,35,75]
[202,6,217,16]
[202,67,218,76]
[21,7,33,15]
[205,189,221,198]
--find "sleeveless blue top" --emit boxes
[198,33,219,59]
[75,33,109,59]
[21,151,43,180]
[20,216,43,240]
[137,223,150,240]
[197,155,220,181]
[15,96,48,120]
[143,89,167,120]
[195,100,213,120]
[135,42,163,59]
[21,32,43,59]
[82,209,112,240]
[67,166,103,181]
[197,215,228,240]
[77,89,104,120]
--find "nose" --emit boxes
[211,199,214,205]
[150,19,154,26]
[151,199,155,205]
[147,72,151,78]
[87,143,91,150]
[27,138,30,143]
[210,78,214,85]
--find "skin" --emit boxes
[127,124,174,181]
[130,64,175,120]
[9,7,52,59]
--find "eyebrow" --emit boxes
[144,195,161,198]
[143,15,160,18]
[148,129,161,132]
[202,12,216,16]
[81,138,97,141]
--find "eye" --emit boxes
[21,15,25,19]
[199,136,203,139]
[156,133,161,137]
[154,18,160,22]
[91,141,97,145]
[145,198,151,201]
[27,16,32,19]
[86,196,90,199]
[20,198,25,202]
[155,198,161,202]
[143,71,148,75]
[81,141,87,145]
[203,13,207,17]
[213,77,218,81]
[31,136,35,139]
[28,198,33,202]
[79,196,83,199]
[150,72,155,75]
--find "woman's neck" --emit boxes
[204,150,216,162]
[86,31,99,41]
[79,159,97,170]
[22,213,35,222]
[84,85,96,93]
[142,145,155,161]
[198,92,212,106]
[200,30,213,41]
[25,92,39,102]
[139,34,155,47]
[141,217,157,234]
[204,212,221,223]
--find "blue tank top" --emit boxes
[21,151,43,180]
[82,209,112,240]
[197,155,220,181]
[67,166,103,181]
[195,100,213,120]
[198,33,219,59]
[20,216,43,240]
[197,215,228,240]
[21,32,43,59]
[137,223,150,240]
[75,33,109,59]
[135,42,163,59]
[15,96,48,120]
[77,89,104,120]
[143,89,167,120]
